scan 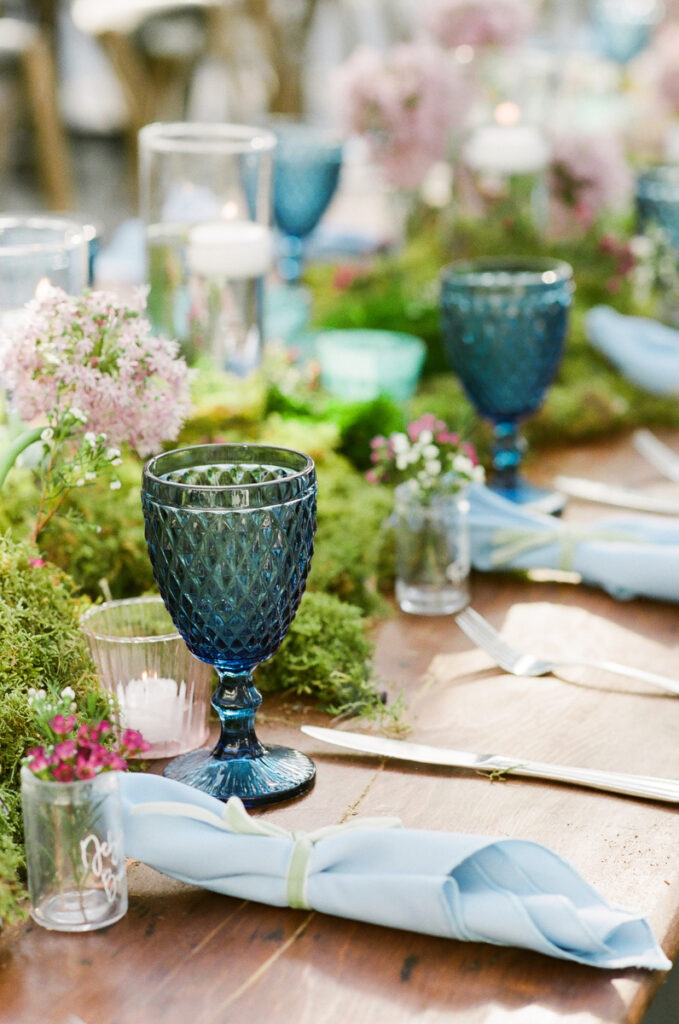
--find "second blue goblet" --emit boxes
[440,258,573,514]
[142,443,317,805]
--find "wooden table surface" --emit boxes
[2,430,679,1024]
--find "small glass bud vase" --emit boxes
[394,481,470,616]
[21,767,127,932]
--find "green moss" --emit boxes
[256,591,389,718]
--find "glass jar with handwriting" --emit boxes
[21,767,127,931]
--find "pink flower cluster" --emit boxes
[25,716,150,783]
[0,286,192,457]
[548,132,632,233]
[367,413,483,494]
[336,43,471,189]
[424,0,534,50]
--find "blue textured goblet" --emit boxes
[591,0,662,64]
[636,166,679,249]
[272,123,343,284]
[142,443,317,805]
[440,258,573,514]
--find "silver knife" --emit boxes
[301,725,679,804]
[554,475,679,516]
[633,429,679,483]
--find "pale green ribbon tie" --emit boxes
[132,796,402,911]
[490,526,639,572]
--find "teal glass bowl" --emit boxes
[315,329,426,401]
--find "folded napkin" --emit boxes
[586,305,679,395]
[469,482,679,603]
[119,774,669,970]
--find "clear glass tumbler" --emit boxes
[0,215,89,327]
[394,482,470,616]
[636,165,679,249]
[139,122,276,374]
[21,767,127,932]
[80,596,213,759]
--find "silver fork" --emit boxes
[456,606,679,696]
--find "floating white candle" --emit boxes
[187,220,273,280]
[463,123,549,176]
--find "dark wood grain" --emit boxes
[2,430,679,1024]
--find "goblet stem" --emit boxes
[278,234,304,285]
[491,421,526,493]
[211,671,264,760]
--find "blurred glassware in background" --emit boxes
[81,596,213,760]
[272,121,343,284]
[440,258,573,515]
[315,329,426,401]
[139,121,275,374]
[636,165,679,248]
[590,0,664,64]
[0,215,89,329]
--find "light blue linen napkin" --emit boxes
[469,482,679,602]
[586,305,679,394]
[119,773,670,970]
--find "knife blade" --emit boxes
[300,725,679,804]
[554,475,679,516]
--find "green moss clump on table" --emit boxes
[0,534,109,924]
[256,591,391,719]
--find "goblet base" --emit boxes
[163,744,316,806]
[491,478,567,516]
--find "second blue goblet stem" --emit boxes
[491,421,527,492]
[211,671,265,760]
[278,235,304,285]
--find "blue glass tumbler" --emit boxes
[272,123,343,284]
[440,258,573,514]
[590,0,662,64]
[141,443,317,805]
[636,166,679,249]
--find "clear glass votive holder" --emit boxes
[636,165,679,249]
[21,767,127,932]
[393,482,470,616]
[139,122,276,374]
[80,596,213,759]
[0,215,89,327]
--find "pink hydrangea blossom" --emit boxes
[548,132,632,233]
[336,43,472,189]
[0,286,192,457]
[424,0,534,49]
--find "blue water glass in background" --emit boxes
[636,166,679,249]
[142,443,317,805]
[590,0,663,64]
[440,258,573,515]
[272,122,343,284]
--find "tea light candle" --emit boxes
[117,673,187,745]
[187,220,273,280]
[464,122,549,176]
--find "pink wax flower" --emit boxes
[50,714,77,735]
[424,0,534,50]
[53,739,77,761]
[336,42,472,189]
[28,557,46,568]
[52,762,76,783]
[120,729,152,756]
[367,415,484,495]
[0,285,192,457]
[548,132,632,235]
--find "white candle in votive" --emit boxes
[187,220,273,280]
[464,123,549,176]
[117,674,186,745]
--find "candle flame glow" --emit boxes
[494,101,520,127]
[221,201,239,220]
[34,277,52,300]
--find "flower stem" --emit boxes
[0,425,43,492]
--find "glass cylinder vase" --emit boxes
[394,482,470,616]
[139,122,276,374]
[21,767,127,932]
